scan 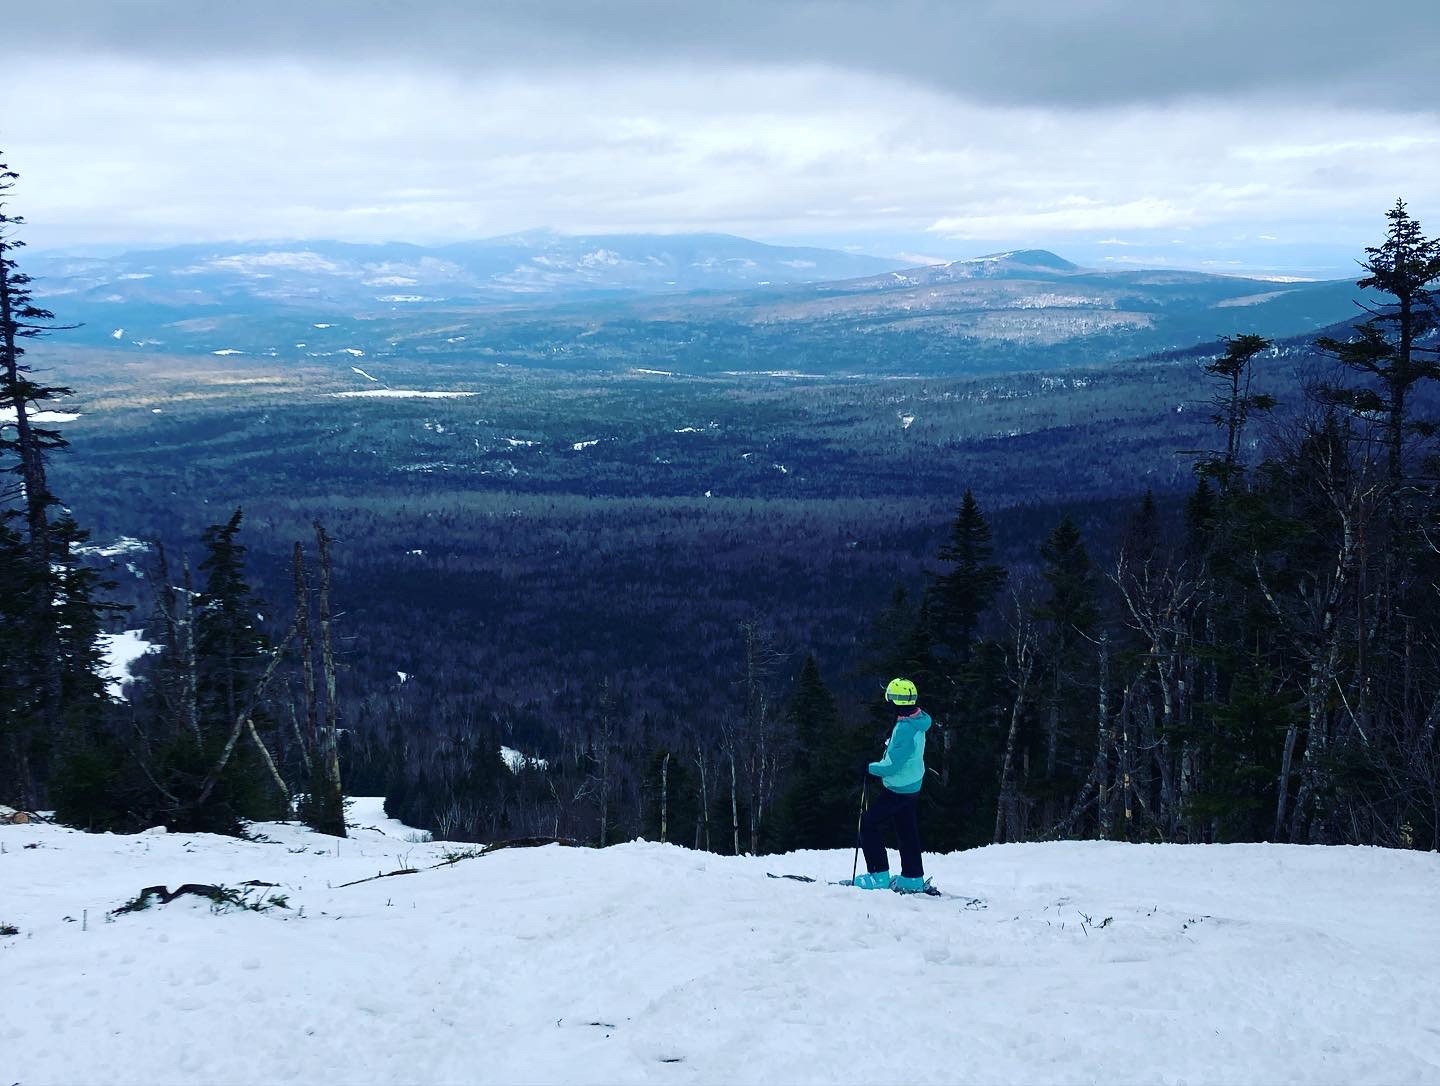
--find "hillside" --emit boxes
[4,801,1436,1085]
[27,237,1372,375]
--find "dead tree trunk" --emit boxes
[995,591,1037,844]
[660,751,670,844]
[728,748,741,855]
[293,543,318,765]
[1097,631,1112,839]
[694,741,711,852]
[195,618,301,808]
[312,524,346,837]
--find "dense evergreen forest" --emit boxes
[5,155,1439,853]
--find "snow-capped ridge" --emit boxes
[945,248,1083,275]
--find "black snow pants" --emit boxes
[859,786,923,878]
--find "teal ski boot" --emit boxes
[851,871,892,890]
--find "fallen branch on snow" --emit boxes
[337,836,579,888]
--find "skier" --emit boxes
[852,678,933,892]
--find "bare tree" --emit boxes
[1251,415,1387,841]
[659,750,671,844]
[995,585,1038,844]
[589,679,618,846]
[692,732,713,851]
[1113,539,1203,837]
[720,620,790,854]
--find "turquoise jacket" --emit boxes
[868,709,932,794]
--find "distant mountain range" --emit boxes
[28,231,908,311]
[27,234,1372,375]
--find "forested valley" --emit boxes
[6,163,1440,855]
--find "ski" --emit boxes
[895,880,944,898]
[767,871,983,907]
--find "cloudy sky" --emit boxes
[6,0,1438,276]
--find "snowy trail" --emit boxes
[4,802,1438,1085]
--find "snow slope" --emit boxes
[3,801,1438,1085]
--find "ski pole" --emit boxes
[851,767,869,884]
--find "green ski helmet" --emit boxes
[885,677,918,707]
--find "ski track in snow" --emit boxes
[3,802,1438,1085]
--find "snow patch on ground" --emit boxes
[333,390,477,399]
[97,629,159,700]
[3,820,1437,1085]
[499,746,549,773]
[572,439,600,451]
[0,408,81,424]
[75,537,150,559]
[1215,290,1294,308]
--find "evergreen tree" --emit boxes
[61,515,293,834]
[1200,333,1276,492]
[923,491,1008,843]
[1316,199,1440,483]
[1038,517,1099,653]
[856,584,919,681]
[0,155,110,810]
[1185,663,1293,842]
[196,509,267,730]
[1184,478,1219,558]
[1123,490,1161,562]
[930,490,1007,662]
[0,513,34,805]
[925,637,1010,850]
[773,656,868,850]
[1033,515,1102,826]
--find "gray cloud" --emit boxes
[13,0,1440,108]
[5,1,1437,275]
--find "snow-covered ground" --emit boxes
[3,802,1438,1085]
[0,408,82,424]
[96,629,159,700]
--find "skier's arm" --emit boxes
[868,719,919,778]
